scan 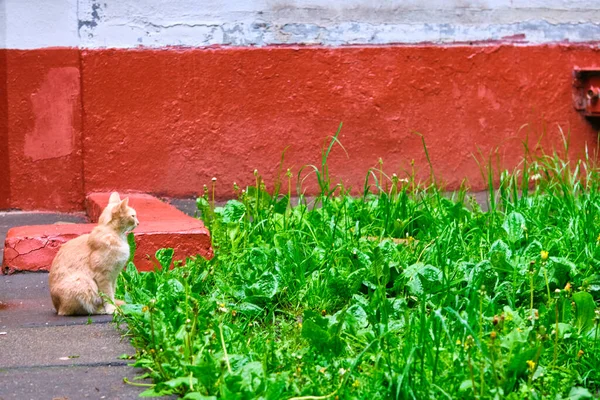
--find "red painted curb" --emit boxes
[86,193,190,223]
[3,224,87,273]
[2,193,213,274]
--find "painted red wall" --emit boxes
[3,45,600,211]
[4,49,84,211]
[0,49,9,209]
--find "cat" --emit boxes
[49,192,139,315]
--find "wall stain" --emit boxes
[24,67,80,161]
[78,2,102,31]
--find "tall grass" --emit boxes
[116,130,600,399]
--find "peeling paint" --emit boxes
[78,1,102,31]
[4,0,600,49]
[73,0,600,48]
[77,19,600,48]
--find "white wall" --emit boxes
[2,0,79,49]
[3,0,600,48]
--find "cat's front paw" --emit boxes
[103,304,117,314]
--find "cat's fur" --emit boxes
[49,192,139,315]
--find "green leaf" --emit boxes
[500,327,529,352]
[547,257,577,289]
[458,379,473,392]
[417,265,443,292]
[235,302,264,318]
[238,361,264,391]
[127,232,136,264]
[506,346,538,378]
[158,278,184,297]
[164,376,199,389]
[345,304,368,334]
[140,386,174,397]
[403,263,442,296]
[248,248,270,270]
[472,260,498,290]
[119,303,145,317]
[273,195,289,214]
[187,359,220,389]
[489,239,512,273]
[573,291,597,334]
[502,211,526,244]
[568,387,593,400]
[264,373,288,400]
[196,196,210,211]
[302,310,331,349]
[155,248,174,270]
[246,186,272,207]
[183,393,217,400]
[245,272,278,301]
[222,200,246,223]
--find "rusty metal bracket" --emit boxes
[573,68,600,118]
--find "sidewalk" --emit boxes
[0,211,184,399]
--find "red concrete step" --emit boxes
[86,193,191,223]
[2,193,213,274]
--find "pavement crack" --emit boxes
[0,360,130,371]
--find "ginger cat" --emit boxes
[49,192,139,315]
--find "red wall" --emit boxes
[3,45,600,211]
[0,49,9,209]
[4,50,83,211]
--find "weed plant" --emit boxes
[116,128,600,399]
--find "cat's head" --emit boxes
[98,192,139,232]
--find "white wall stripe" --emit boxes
[3,0,600,49]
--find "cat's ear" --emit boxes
[119,197,130,209]
[108,192,121,204]
[112,198,129,214]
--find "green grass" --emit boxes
[116,131,600,399]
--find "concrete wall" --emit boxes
[4,0,600,48]
[1,0,600,210]
[75,0,600,47]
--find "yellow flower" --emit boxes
[597,233,600,242]
[578,349,584,358]
[352,380,360,388]
[564,282,572,292]
[526,360,536,372]
[540,250,549,261]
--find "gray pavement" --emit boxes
[0,212,173,399]
[0,273,157,400]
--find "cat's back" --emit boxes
[49,233,92,280]
[53,234,90,261]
